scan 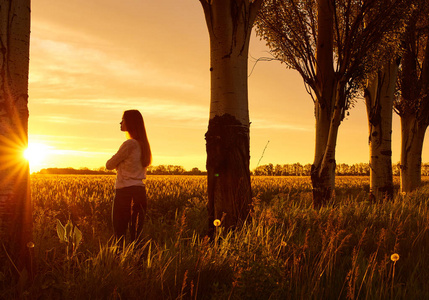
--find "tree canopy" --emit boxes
[256,0,410,112]
[395,0,429,120]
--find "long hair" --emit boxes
[123,110,152,167]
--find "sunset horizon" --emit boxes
[28,0,429,176]
[27,159,421,175]
[4,1,429,297]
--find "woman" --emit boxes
[106,110,152,242]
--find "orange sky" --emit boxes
[27,0,428,173]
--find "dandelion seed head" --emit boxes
[213,219,221,227]
[391,253,399,262]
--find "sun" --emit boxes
[23,142,49,172]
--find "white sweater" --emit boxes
[106,139,147,189]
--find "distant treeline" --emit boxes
[253,163,429,176]
[36,166,207,176]
[147,165,206,175]
[37,167,116,175]
[36,163,429,176]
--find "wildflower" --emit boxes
[391,253,399,262]
[27,242,35,248]
[213,219,221,227]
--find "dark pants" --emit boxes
[112,185,147,241]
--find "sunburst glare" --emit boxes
[23,142,50,173]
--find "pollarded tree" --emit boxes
[198,0,264,234]
[395,2,429,193]
[0,0,32,272]
[256,0,409,207]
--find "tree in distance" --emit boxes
[256,0,410,207]
[395,0,429,193]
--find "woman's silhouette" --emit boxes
[106,109,152,242]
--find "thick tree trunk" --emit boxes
[0,0,32,274]
[311,0,337,208]
[206,23,252,234]
[397,16,429,194]
[365,61,398,201]
[400,114,427,193]
[200,0,262,235]
[311,100,336,208]
[206,114,251,232]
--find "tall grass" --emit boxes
[1,175,429,299]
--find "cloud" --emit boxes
[32,115,107,125]
[31,96,208,124]
[30,115,111,125]
[50,149,112,157]
[251,118,312,132]
[28,134,118,147]
[138,100,208,121]
[30,36,196,92]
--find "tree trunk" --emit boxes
[200,0,262,235]
[311,99,336,208]
[206,114,251,232]
[311,0,337,208]
[400,114,427,193]
[397,14,429,194]
[365,60,398,201]
[0,0,32,274]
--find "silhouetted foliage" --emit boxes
[147,165,206,175]
[394,0,429,192]
[37,168,115,175]
[256,0,411,207]
[253,163,429,177]
[37,163,429,177]
[37,166,207,176]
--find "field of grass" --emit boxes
[2,175,429,299]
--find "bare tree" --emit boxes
[0,0,32,273]
[256,0,409,207]
[395,2,429,193]
[198,0,264,234]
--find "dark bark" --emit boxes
[0,160,32,271]
[400,114,427,192]
[0,0,32,278]
[396,7,429,193]
[206,114,251,237]
[365,61,397,202]
[311,160,335,209]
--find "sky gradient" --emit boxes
[27,0,428,173]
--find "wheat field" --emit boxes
[2,174,429,299]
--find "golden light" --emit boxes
[391,253,400,262]
[23,142,49,172]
